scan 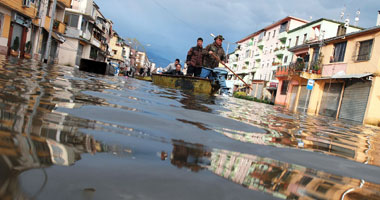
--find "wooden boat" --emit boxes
[151,73,220,94]
[135,75,152,82]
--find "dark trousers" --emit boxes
[186,66,202,77]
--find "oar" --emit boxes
[210,53,252,89]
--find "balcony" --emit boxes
[278,31,287,44]
[275,61,306,77]
[53,20,66,34]
[45,17,66,34]
[58,0,72,8]
[322,63,347,77]
[274,46,286,59]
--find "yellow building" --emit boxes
[307,26,380,126]
[0,0,71,61]
[0,0,40,56]
[109,30,130,65]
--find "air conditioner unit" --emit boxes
[23,0,31,8]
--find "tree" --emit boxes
[12,37,20,51]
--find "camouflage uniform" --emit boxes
[202,42,226,69]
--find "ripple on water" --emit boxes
[0,58,380,199]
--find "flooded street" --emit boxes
[1,57,380,200]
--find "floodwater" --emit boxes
[1,57,380,200]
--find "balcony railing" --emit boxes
[53,20,66,34]
[58,0,72,8]
[275,61,307,77]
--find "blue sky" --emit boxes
[96,0,380,67]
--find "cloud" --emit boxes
[96,0,380,67]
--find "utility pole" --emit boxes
[43,0,57,63]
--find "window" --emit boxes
[303,34,308,43]
[90,46,98,59]
[357,39,373,61]
[337,25,347,36]
[267,32,271,40]
[284,56,288,63]
[312,47,320,63]
[64,13,79,28]
[281,80,289,95]
[272,70,276,80]
[288,39,292,47]
[280,21,288,33]
[332,42,347,62]
[273,30,276,38]
[299,176,312,186]
[295,36,299,46]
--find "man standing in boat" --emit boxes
[186,37,204,77]
[200,35,229,95]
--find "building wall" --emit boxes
[321,32,380,75]
[364,76,380,126]
[58,37,78,66]
[109,34,123,61]
[0,0,39,18]
[0,6,11,54]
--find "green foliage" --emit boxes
[12,37,20,51]
[233,92,274,105]
[25,41,32,53]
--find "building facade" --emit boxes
[307,26,380,126]
[230,16,308,101]
[275,18,362,108]
[0,0,71,62]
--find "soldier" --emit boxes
[200,35,229,95]
[186,37,204,77]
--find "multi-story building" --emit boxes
[274,12,380,126]
[0,0,71,62]
[0,0,40,56]
[275,18,362,108]
[109,30,130,66]
[307,25,380,125]
[230,16,308,101]
[58,0,112,66]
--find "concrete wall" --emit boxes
[58,37,78,66]
[321,31,380,75]
[364,76,380,126]
[0,6,11,54]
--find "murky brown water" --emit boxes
[1,56,380,200]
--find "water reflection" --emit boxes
[1,56,380,199]
[170,140,380,200]
[218,98,380,167]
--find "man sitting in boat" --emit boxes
[164,59,180,72]
[163,64,184,76]
[200,35,229,95]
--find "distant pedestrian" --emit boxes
[201,35,229,95]
[186,37,204,77]
[164,59,180,72]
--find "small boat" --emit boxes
[151,74,220,94]
[135,76,152,82]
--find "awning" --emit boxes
[315,73,373,80]
[51,32,66,43]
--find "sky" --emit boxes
[96,0,380,67]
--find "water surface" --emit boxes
[1,57,380,200]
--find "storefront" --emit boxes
[339,80,371,123]
[7,12,34,58]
